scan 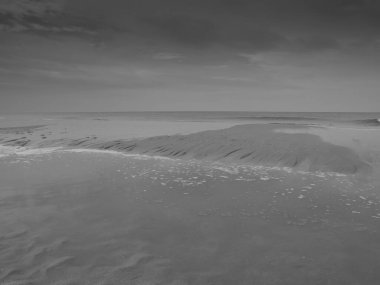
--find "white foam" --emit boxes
[0,146,15,158]
[0,144,177,161]
[211,165,240,174]
[0,145,178,163]
[0,145,350,179]
[63,148,175,161]
[64,148,125,155]
[0,145,63,157]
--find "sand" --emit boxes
[1,122,377,175]
[1,114,380,284]
[1,149,380,284]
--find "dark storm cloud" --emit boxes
[61,0,380,53]
[1,0,380,114]
[64,0,286,51]
[140,14,286,51]
[2,0,379,50]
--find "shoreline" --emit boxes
[1,123,378,176]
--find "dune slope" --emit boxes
[2,124,367,175]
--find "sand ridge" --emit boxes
[0,124,374,175]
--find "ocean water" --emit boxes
[43,111,380,124]
[2,111,380,124]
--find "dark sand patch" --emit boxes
[0,125,46,134]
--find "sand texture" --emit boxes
[1,124,373,175]
[1,115,380,284]
[1,148,380,285]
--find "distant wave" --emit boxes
[351,118,380,126]
[231,116,380,127]
[232,116,320,121]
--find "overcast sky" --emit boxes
[0,0,380,112]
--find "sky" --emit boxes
[0,0,380,112]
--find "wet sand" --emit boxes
[0,114,238,141]
[0,149,380,284]
[1,114,380,284]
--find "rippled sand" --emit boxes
[1,149,380,284]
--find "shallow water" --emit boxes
[1,150,380,284]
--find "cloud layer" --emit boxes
[63,0,380,50]
[0,0,379,112]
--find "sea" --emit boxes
[41,111,380,123]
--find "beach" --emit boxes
[1,112,380,284]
